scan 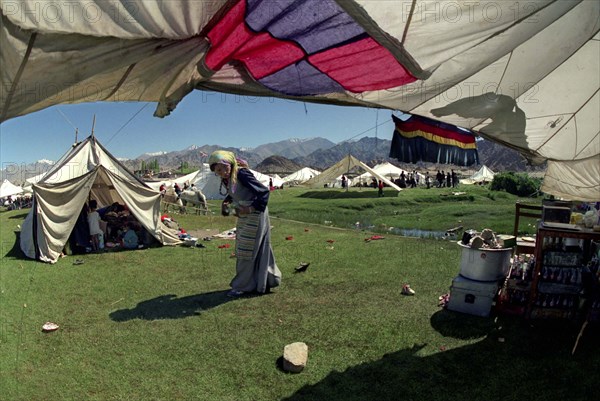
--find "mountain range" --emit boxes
[1,136,544,184]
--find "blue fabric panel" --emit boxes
[259,59,345,95]
[246,0,365,54]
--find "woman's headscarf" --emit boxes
[208,150,249,193]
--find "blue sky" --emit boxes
[0,91,396,166]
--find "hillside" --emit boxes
[1,136,544,184]
[251,137,335,160]
[254,155,303,174]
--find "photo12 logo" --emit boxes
[1,1,138,25]
[403,2,539,24]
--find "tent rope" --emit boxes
[106,103,150,145]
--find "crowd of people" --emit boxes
[392,169,460,189]
[353,169,461,191]
[1,194,32,210]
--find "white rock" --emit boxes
[283,342,308,373]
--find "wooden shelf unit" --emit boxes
[527,226,600,320]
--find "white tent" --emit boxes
[0,179,23,198]
[192,164,282,200]
[283,167,321,186]
[271,174,285,188]
[252,169,284,188]
[356,162,408,184]
[460,166,496,185]
[302,155,402,191]
[145,170,202,191]
[20,136,181,263]
[1,1,598,200]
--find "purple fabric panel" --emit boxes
[246,0,365,54]
[258,60,345,96]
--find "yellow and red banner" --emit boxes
[389,115,479,166]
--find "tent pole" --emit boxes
[91,115,96,138]
[345,154,351,192]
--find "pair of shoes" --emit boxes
[226,289,244,298]
[401,284,415,295]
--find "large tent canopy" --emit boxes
[1,0,598,200]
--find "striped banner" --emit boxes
[389,114,479,166]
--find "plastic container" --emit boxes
[447,275,499,317]
[457,242,512,281]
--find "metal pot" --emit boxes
[457,242,512,281]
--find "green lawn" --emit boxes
[1,186,597,401]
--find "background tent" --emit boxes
[460,166,496,185]
[282,167,321,186]
[0,179,23,198]
[1,1,598,200]
[271,174,285,188]
[20,136,181,263]
[251,169,284,188]
[192,164,281,200]
[302,155,401,191]
[145,170,202,191]
[356,162,409,185]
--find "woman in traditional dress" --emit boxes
[208,150,282,297]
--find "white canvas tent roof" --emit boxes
[252,170,284,188]
[460,166,496,185]
[192,164,281,200]
[145,170,202,191]
[356,162,408,183]
[1,1,598,200]
[192,164,223,200]
[24,172,45,187]
[282,167,321,186]
[20,136,181,263]
[302,155,401,191]
[0,179,23,198]
[272,174,284,187]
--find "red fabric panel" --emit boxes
[206,0,304,79]
[308,37,416,92]
[235,34,305,79]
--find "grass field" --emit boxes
[1,185,597,401]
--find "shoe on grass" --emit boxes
[401,284,415,295]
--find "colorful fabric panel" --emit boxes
[206,0,416,96]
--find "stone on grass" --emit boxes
[283,342,308,373]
